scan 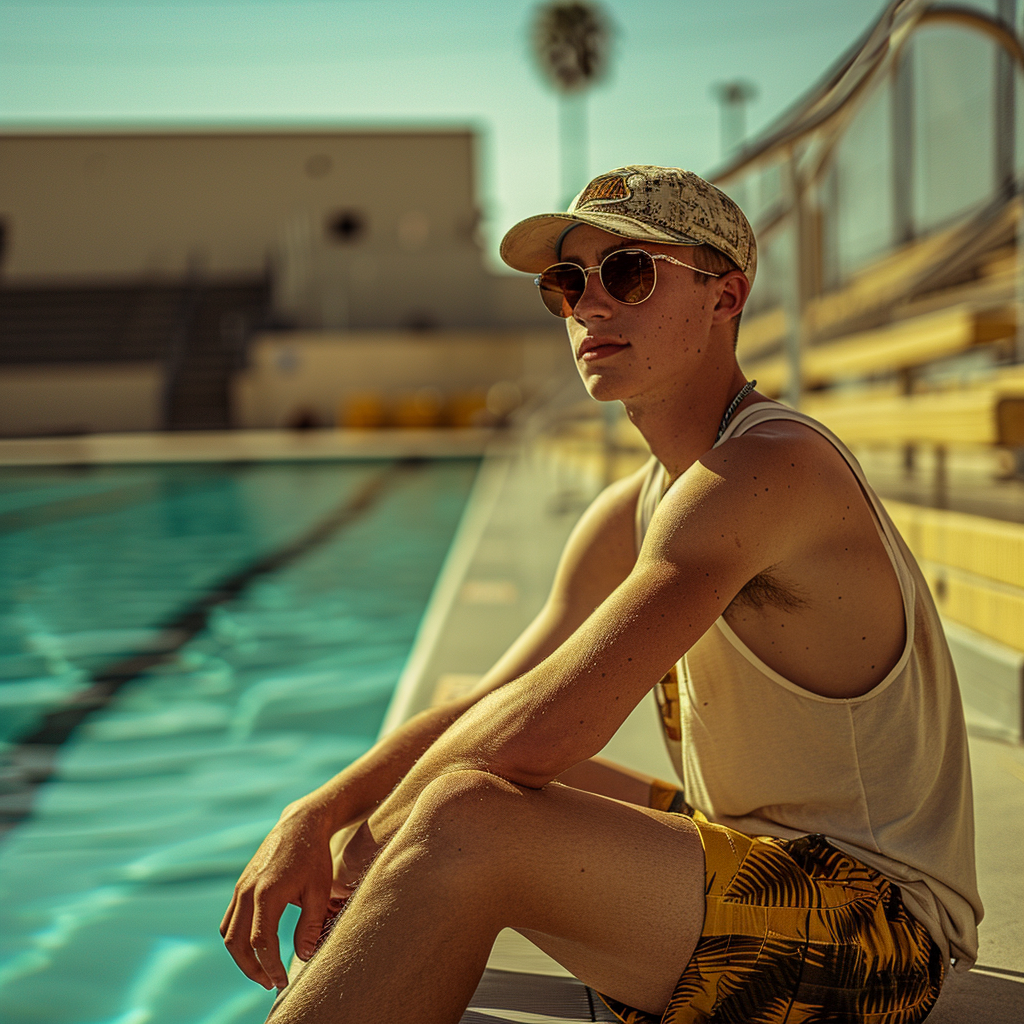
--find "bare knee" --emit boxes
[387,770,527,887]
[410,769,524,838]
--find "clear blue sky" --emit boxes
[1,0,889,265]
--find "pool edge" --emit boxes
[0,428,494,466]
[379,448,513,735]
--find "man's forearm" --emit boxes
[363,665,587,849]
[363,566,694,849]
[221,594,593,987]
[321,600,583,833]
[289,698,473,833]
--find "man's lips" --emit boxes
[577,337,629,362]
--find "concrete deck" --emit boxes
[383,432,1024,1023]
[0,426,493,466]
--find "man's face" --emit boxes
[559,224,721,404]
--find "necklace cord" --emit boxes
[716,380,757,442]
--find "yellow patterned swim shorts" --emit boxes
[599,801,945,1024]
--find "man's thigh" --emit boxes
[422,776,708,1017]
[273,774,706,1022]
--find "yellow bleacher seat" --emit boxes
[804,387,1024,447]
[885,500,1024,652]
[743,304,1016,394]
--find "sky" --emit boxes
[0,0,892,266]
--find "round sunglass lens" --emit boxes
[537,264,586,318]
[601,250,656,304]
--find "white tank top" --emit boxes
[635,401,982,968]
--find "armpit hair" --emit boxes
[728,565,807,613]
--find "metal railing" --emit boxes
[706,0,1024,406]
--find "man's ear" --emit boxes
[712,271,751,323]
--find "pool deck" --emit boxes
[384,430,1024,1023]
[0,427,493,466]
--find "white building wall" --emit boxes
[0,363,164,436]
[0,130,547,330]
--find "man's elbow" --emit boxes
[480,728,600,791]
[455,686,607,790]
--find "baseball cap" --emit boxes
[500,165,757,284]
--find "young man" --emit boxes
[222,166,982,1024]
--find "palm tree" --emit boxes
[532,2,612,207]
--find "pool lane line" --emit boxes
[0,480,168,535]
[0,464,256,536]
[0,459,422,833]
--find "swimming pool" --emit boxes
[0,458,478,1024]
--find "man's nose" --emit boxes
[572,268,613,323]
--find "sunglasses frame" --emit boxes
[534,248,722,318]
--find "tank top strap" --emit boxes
[717,401,912,579]
[635,400,912,594]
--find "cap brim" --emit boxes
[500,212,701,274]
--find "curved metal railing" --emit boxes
[702,0,1024,406]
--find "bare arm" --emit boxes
[350,440,812,870]
[221,465,647,989]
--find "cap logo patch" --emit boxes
[576,174,630,207]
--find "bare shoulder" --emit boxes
[562,459,651,562]
[645,417,906,698]
[713,417,860,512]
[590,458,651,511]
[653,417,836,519]
[645,418,867,581]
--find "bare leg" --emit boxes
[267,769,705,1024]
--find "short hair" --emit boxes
[688,244,744,348]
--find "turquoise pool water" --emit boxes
[0,458,478,1024]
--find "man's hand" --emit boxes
[220,802,335,990]
[216,470,651,988]
[330,819,381,898]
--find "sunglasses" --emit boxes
[534,248,721,318]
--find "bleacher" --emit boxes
[594,1,1024,749]
[0,279,269,430]
[725,0,1024,743]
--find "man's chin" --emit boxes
[580,372,630,404]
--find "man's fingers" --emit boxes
[251,898,289,990]
[252,941,286,991]
[294,884,333,961]
[219,892,238,938]
[222,893,275,989]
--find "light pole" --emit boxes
[532,2,612,208]
[711,80,758,161]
